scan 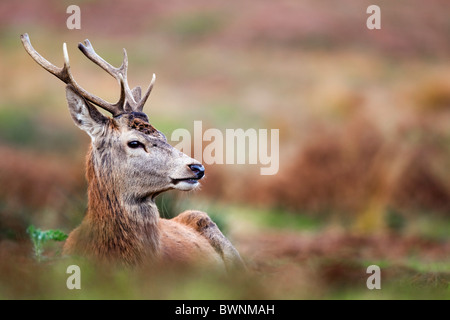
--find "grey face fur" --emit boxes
[66,86,202,201]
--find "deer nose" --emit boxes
[188,164,205,179]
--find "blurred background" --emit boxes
[0,0,449,299]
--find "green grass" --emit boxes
[0,106,79,153]
[227,205,324,232]
[0,107,38,146]
[2,254,447,300]
[328,283,450,300]
[405,259,450,274]
[324,258,450,300]
[407,216,450,240]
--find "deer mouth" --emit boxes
[170,177,202,191]
[170,164,204,190]
[171,177,201,185]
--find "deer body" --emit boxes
[21,34,244,270]
[64,141,222,267]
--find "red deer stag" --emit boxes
[20,34,244,271]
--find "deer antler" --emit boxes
[20,33,155,117]
[77,39,156,113]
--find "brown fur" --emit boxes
[129,118,157,135]
[63,147,161,266]
[63,145,225,268]
[159,219,222,266]
[173,211,246,271]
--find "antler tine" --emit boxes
[21,33,69,83]
[21,33,123,116]
[78,39,124,78]
[78,40,137,107]
[136,73,156,112]
[78,39,159,113]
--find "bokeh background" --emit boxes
[0,0,449,299]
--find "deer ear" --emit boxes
[65,85,108,140]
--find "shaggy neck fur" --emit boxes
[73,146,161,266]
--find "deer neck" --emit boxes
[82,146,161,265]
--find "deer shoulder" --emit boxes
[173,211,246,271]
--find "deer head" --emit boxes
[21,34,205,202]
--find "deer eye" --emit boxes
[127,141,145,149]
